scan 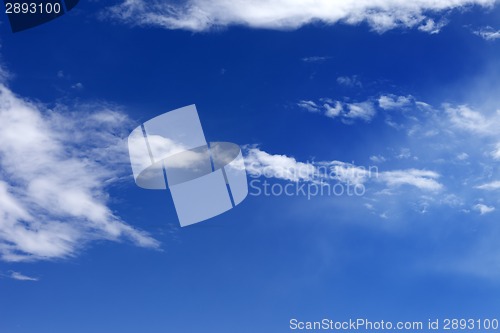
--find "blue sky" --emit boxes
[1,1,500,332]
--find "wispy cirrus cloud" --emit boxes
[378,169,442,192]
[296,100,320,113]
[476,181,500,190]
[295,91,500,217]
[473,26,500,40]
[9,271,39,281]
[243,146,443,193]
[444,104,499,134]
[106,0,497,33]
[297,99,376,123]
[302,56,331,63]
[298,93,419,124]
[0,83,159,262]
[337,75,362,88]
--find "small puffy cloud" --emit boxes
[107,0,496,33]
[473,203,495,215]
[396,148,414,160]
[336,75,362,88]
[473,26,500,40]
[299,98,376,123]
[370,155,386,163]
[323,101,343,118]
[418,18,447,34]
[378,94,413,110]
[301,94,425,124]
[71,82,84,90]
[0,84,159,262]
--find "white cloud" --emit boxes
[378,94,413,110]
[297,94,500,209]
[444,104,497,135]
[298,99,376,123]
[0,84,159,262]
[244,147,343,184]
[107,0,496,33]
[473,26,500,40]
[71,82,84,90]
[244,147,316,182]
[473,203,495,215]
[323,161,373,185]
[370,155,387,163]
[297,100,320,113]
[490,143,500,160]
[476,181,500,190]
[244,147,443,192]
[337,75,362,88]
[396,148,413,160]
[378,169,443,191]
[245,147,372,185]
[408,102,500,160]
[302,56,330,63]
[323,101,343,118]
[300,94,426,124]
[9,271,38,281]
[344,102,375,122]
[417,18,447,34]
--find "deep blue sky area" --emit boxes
[1,1,500,333]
